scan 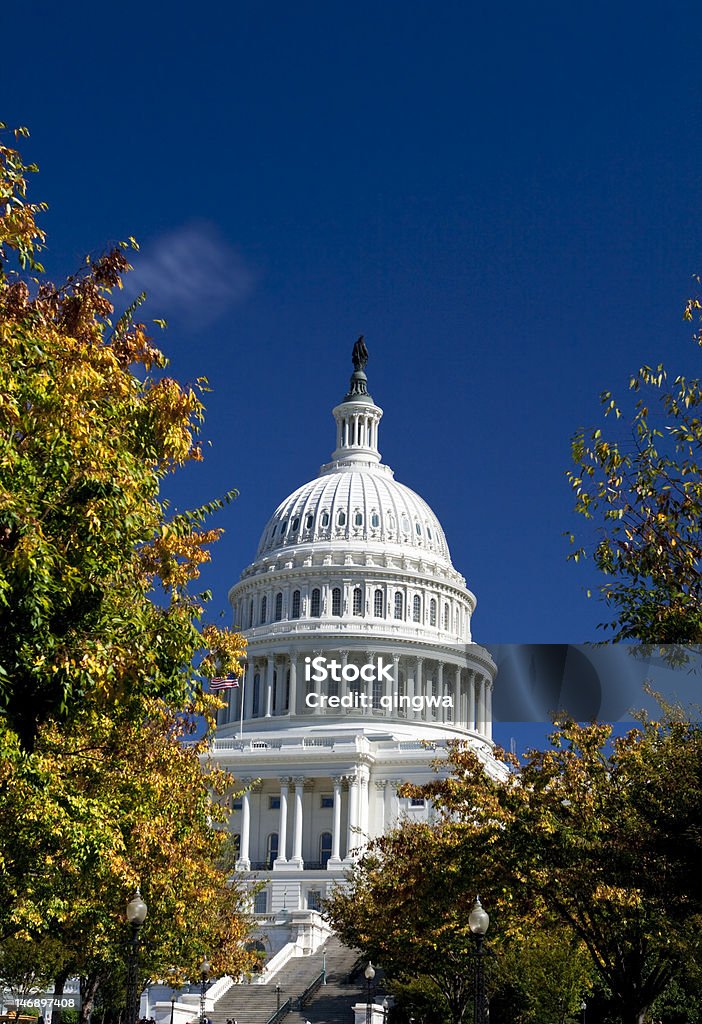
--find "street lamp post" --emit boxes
[364,962,376,1024]
[125,889,148,1024]
[382,997,389,1024]
[199,958,211,1024]
[276,984,281,1011]
[468,896,489,1024]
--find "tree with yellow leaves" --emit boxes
[0,126,243,750]
[0,124,253,1011]
[568,293,702,642]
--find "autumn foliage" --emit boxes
[0,125,252,1009]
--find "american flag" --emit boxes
[210,676,240,690]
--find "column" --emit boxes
[476,676,485,734]
[390,655,400,713]
[274,778,289,866]
[339,650,349,705]
[237,782,251,870]
[485,681,493,740]
[389,780,402,828]
[237,662,250,723]
[437,662,444,722]
[329,776,343,866]
[288,654,298,715]
[345,773,359,859]
[415,658,424,721]
[450,665,459,725]
[358,765,370,847]
[245,661,255,719]
[264,656,274,718]
[468,670,476,731]
[290,776,305,868]
[374,780,387,837]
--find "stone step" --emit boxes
[210,939,361,1024]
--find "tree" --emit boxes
[568,295,702,641]
[0,697,256,1020]
[0,125,253,1007]
[0,124,242,750]
[325,819,594,1024]
[412,711,702,1024]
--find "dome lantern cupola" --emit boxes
[329,336,383,467]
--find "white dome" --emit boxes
[256,464,452,564]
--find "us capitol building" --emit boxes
[210,339,498,959]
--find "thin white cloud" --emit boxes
[126,221,255,328]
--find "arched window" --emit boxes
[374,589,384,617]
[416,521,422,535]
[280,521,287,536]
[430,598,437,626]
[443,605,450,631]
[260,596,267,625]
[311,588,321,617]
[401,514,410,534]
[306,513,314,529]
[321,510,330,527]
[371,511,380,528]
[427,526,433,540]
[354,511,363,527]
[387,512,395,530]
[292,516,299,531]
[353,587,363,616]
[332,587,342,616]
[266,832,279,869]
[291,590,301,619]
[413,595,421,623]
[337,510,346,527]
[394,592,404,620]
[252,673,261,717]
[274,592,283,621]
[320,832,333,867]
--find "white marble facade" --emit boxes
[211,346,497,949]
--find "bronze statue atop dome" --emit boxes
[352,335,368,372]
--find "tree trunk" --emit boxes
[620,1006,647,1024]
[80,974,101,1024]
[53,970,70,1024]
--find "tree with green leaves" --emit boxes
[325,818,595,1024]
[0,124,243,751]
[329,705,702,1024]
[0,124,253,1012]
[413,711,702,1024]
[568,294,702,641]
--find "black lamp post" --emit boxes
[364,962,376,1024]
[125,889,148,1024]
[199,958,211,1024]
[468,896,489,1024]
[276,984,281,1011]
[382,997,389,1024]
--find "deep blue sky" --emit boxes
[7,2,702,697]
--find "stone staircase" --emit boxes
[211,937,362,1024]
[286,952,387,1024]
